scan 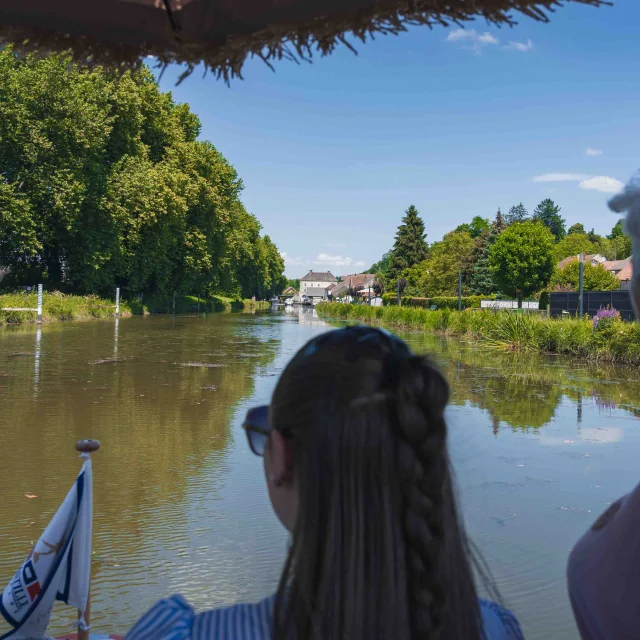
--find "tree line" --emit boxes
[0,48,286,300]
[370,201,631,306]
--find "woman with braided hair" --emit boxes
[127,326,523,640]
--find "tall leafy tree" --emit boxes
[568,223,585,235]
[533,199,566,241]
[505,203,529,225]
[608,220,625,239]
[470,210,507,294]
[368,250,392,275]
[386,205,428,284]
[416,231,475,297]
[489,221,555,307]
[550,261,620,292]
[554,233,596,262]
[0,46,286,299]
[455,216,490,239]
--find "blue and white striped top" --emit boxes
[126,594,524,639]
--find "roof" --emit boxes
[340,273,376,289]
[0,1,607,83]
[282,286,297,295]
[300,271,337,282]
[304,287,329,297]
[602,257,632,280]
[557,254,606,270]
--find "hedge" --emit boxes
[380,294,498,309]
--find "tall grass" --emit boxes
[0,291,270,325]
[0,291,142,324]
[316,302,640,365]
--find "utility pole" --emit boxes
[578,253,584,318]
[458,271,462,311]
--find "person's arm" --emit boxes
[567,482,640,639]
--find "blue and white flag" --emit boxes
[0,458,93,639]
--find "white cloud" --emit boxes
[506,39,533,52]
[533,173,589,182]
[579,176,624,194]
[532,172,624,195]
[281,252,304,267]
[314,253,366,269]
[586,147,603,156]
[446,28,499,53]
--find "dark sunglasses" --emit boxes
[242,405,293,457]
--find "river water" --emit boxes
[1,307,640,639]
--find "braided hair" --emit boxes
[270,326,485,640]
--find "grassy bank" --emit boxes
[0,291,270,325]
[316,302,640,365]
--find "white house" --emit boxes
[299,271,338,297]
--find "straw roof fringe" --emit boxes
[0,1,609,83]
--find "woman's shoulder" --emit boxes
[479,599,524,640]
[125,594,275,640]
[126,595,520,640]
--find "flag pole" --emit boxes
[75,439,100,640]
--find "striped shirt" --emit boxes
[126,594,524,639]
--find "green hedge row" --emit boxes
[380,294,498,309]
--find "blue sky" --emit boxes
[158,0,640,277]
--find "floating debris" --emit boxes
[557,506,591,514]
[481,481,525,488]
[88,356,131,365]
[201,385,217,391]
[24,494,37,500]
[176,362,226,368]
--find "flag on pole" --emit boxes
[0,457,93,639]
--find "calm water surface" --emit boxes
[2,307,640,639]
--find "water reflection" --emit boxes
[402,332,640,432]
[2,313,640,640]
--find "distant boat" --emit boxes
[284,298,294,306]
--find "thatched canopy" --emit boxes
[0,0,609,81]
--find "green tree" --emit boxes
[505,203,529,225]
[489,221,555,307]
[533,199,566,241]
[0,46,286,299]
[608,220,625,239]
[386,205,428,285]
[554,233,596,262]
[550,261,620,291]
[455,216,490,239]
[368,250,392,275]
[286,278,300,290]
[604,220,632,260]
[417,231,475,297]
[470,210,507,295]
[568,223,585,235]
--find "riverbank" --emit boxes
[316,302,640,365]
[0,292,270,325]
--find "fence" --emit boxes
[550,290,636,321]
[481,300,539,310]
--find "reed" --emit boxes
[315,303,640,365]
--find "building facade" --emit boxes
[299,271,338,297]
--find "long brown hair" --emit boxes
[269,325,485,639]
